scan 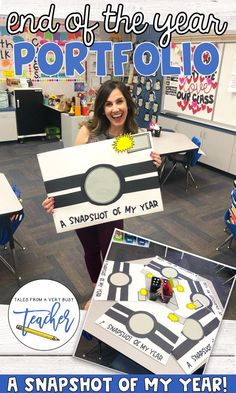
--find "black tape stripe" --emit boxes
[120,161,157,177]
[107,263,122,300]
[172,337,196,360]
[45,161,156,194]
[106,308,128,325]
[120,285,129,301]
[109,304,177,344]
[149,332,174,353]
[147,261,196,282]
[54,191,86,208]
[203,317,219,336]
[125,176,160,194]
[189,282,213,309]
[54,177,160,208]
[107,263,130,301]
[123,263,130,275]
[195,281,203,293]
[45,174,83,194]
[173,317,219,360]
[120,264,131,301]
[188,280,197,293]
[107,285,117,301]
[155,321,179,343]
[113,262,122,274]
[191,307,211,320]
[147,261,161,273]
[112,303,133,316]
[106,308,174,354]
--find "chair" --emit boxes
[161,136,202,191]
[216,187,236,251]
[157,128,175,178]
[0,185,25,274]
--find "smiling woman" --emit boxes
[104,90,128,134]
[42,80,161,285]
[76,80,138,144]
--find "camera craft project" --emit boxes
[37,132,163,233]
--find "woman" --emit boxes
[42,80,161,284]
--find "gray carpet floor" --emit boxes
[0,139,235,317]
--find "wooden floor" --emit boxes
[0,306,235,373]
[0,139,235,318]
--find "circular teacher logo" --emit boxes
[8,279,80,351]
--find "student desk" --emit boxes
[151,131,202,155]
[151,132,205,183]
[0,173,23,277]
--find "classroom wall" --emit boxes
[131,27,163,128]
[161,42,236,132]
[0,17,131,96]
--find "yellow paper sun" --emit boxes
[186,303,197,310]
[168,313,179,322]
[139,288,148,296]
[176,284,184,292]
[112,134,134,153]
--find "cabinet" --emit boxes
[61,113,89,148]
[0,111,17,142]
[199,128,234,173]
[13,88,45,139]
[44,105,63,138]
[229,138,236,175]
[158,115,236,175]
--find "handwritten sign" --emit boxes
[96,301,184,366]
[163,43,222,121]
[37,132,163,233]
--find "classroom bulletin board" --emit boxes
[161,42,236,130]
[0,16,83,82]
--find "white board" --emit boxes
[162,42,236,131]
[213,43,236,127]
[37,133,163,233]
[162,43,223,121]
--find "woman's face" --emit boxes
[104,88,128,129]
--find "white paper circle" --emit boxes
[162,267,178,278]
[182,318,204,340]
[84,166,121,204]
[192,293,211,308]
[8,279,80,351]
[109,272,130,286]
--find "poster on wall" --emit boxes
[163,43,223,120]
[0,15,82,82]
[37,132,163,233]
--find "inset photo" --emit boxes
[74,229,236,375]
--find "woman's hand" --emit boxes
[150,151,162,168]
[42,197,55,214]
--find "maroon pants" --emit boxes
[75,220,123,283]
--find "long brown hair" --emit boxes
[87,80,138,137]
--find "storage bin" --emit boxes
[45,126,60,140]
